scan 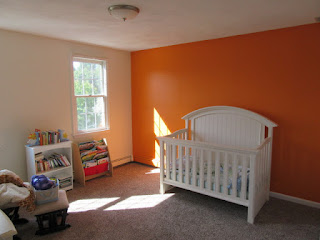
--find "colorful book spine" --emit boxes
[62,155,70,166]
[30,129,67,146]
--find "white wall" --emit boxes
[0,29,132,180]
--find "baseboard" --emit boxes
[270,192,320,209]
[111,155,132,167]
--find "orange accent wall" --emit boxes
[131,23,320,203]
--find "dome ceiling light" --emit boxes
[108,4,140,22]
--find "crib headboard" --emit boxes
[182,106,277,148]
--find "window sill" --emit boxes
[72,128,110,139]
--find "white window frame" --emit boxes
[71,55,109,136]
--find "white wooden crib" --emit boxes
[157,106,277,224]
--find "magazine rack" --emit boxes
[73,138,113,186]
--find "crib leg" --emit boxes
[247,211,254,224]
[266,190,270,201]
[247,208,255,224]
[160,183,171,194]
[247,214,254,224]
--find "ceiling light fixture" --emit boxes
[108,4,140,22]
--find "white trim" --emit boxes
[112,155,132,167]
[72,128,109,138]
[73,56,105,65]
[105,60,110,130]
[270,192,320,209]
[73,54,108,63]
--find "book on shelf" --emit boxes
[55,173,72,188]
[35,152,44,161]
[62,155,71,166]
[28,129,69,146]
[35,153,71,174]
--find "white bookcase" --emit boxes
[25,141,73,190]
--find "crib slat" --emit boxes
[267,142,271,184]
[260,148,263,189]
[262,147,265,189]
[266,143,270,187]
[199,149,204,189]
[207,151,212,190]
[223,152,228,195]
[248,155,256,209]
[172,145,177,181]
[261,149,264,189]
[192,148,197,186]
[179,145,183,183]
[231,154,237,198]
[166,144,171,181]
[257,152,261,192]
[240,156,248,200]
[266,145,269,187]
[160,141,165,187]
[185,147,190,185]
[215,151,220,193]
[260,125,265,143]
[257,153,261,193]
[266,142,271,186]
[264,145,267,186]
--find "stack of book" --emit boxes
[56,174,73,189]
[35,152,71,173]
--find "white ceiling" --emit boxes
[0,0,319,51]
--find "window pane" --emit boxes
[83,63,92,80]
[77,114,86,130]
[93,64,102,80]
[92,64,103,95]
[96,112,105,128]
[76,98,86,114]
[83,80,93,95]
[87,113,95,129]
[74,79,83,96]
[94,97,105,114]
[73,60,104,96]
[93,78,103,95]
[86,98,95,113]
[76,97,105,131]
[73,62,83,80]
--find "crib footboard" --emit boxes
[158,136,273,224]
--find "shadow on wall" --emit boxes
[153,108,171,167]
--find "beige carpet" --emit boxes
[16,163,320,240]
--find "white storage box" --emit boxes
[34,181,59,205]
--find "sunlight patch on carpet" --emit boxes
[145,168,160,174]
[68,197,119,213]
[104,194,174,211]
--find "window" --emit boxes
[72,57,108,134]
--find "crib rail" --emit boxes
[166,128,188,139]
[159,136,259,155]
[158,133,273,221]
